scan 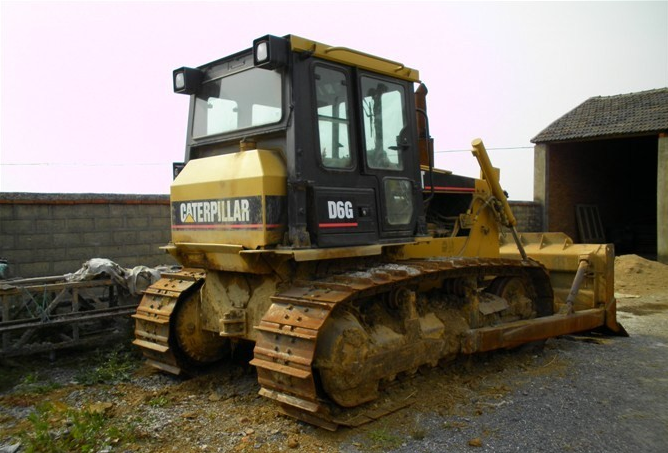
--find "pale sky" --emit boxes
[1,1,666,200]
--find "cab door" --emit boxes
[301,62,421,247]
[307,63,380,247]
[358,72,420,240]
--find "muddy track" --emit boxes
[252,257,551,430]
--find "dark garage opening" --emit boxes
[546,136,657,258]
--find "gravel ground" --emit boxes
[1,255,667,452]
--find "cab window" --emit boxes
[361,76,407,171]
[314,66,353,169]
[192,67,282,138]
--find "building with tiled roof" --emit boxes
[532,88,668,143]
[531,88,668,263]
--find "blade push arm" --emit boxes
[471,138,527,260]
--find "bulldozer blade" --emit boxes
[500,232,626,336]
[463,307,614,354]
[602,296,628,336]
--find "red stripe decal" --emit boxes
[424,186,475,193]
[319,222,359,229]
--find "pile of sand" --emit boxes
[615,254,668,296]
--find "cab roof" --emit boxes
[288,35,420,83]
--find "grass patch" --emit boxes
[20,401,135,453]
[75,346,138,386]
[15,373,63,395]
[366,426,404,450]
[147,394,170,407]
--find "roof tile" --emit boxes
[531,88,668,143]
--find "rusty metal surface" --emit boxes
[251,257,563,430]
[604,297,628,336]
[0,276,139,357]
[462,308,607,353]
[250,295,333,423]
[132,269,207,375]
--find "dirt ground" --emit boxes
[1,254,667,452]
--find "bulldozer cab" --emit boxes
[173,35,425,249]
[299,61,423,247]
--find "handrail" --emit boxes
[324,46,406,73]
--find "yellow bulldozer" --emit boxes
[133,35,626,430]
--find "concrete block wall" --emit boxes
[509,201,543,233]
[0,193,176,278]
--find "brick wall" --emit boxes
[0,193,544,279]
[0,193,176,278]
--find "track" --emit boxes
[132,269,206,375]
[132,258,555,429]
[251,257,553,430]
